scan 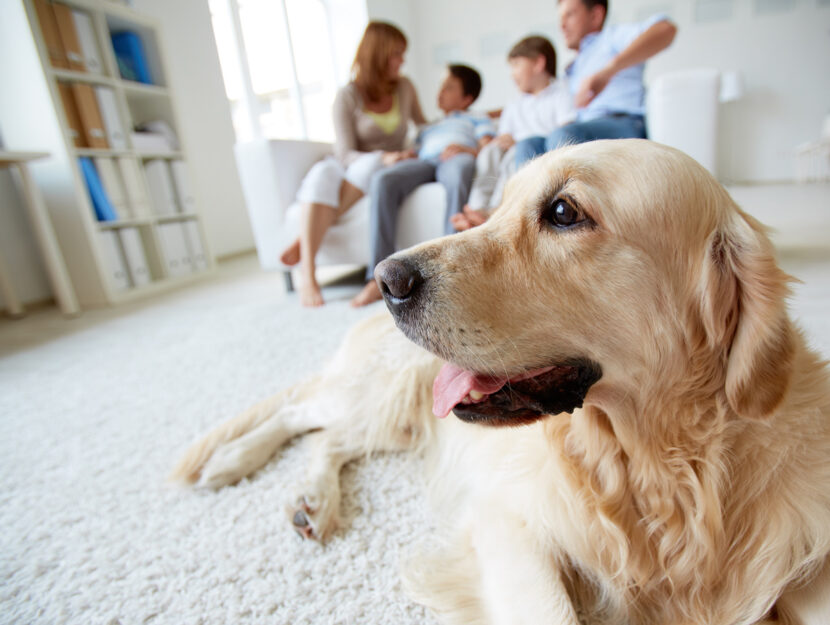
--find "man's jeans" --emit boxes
[514,114,647,168]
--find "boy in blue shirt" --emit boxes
[352,64,495,307]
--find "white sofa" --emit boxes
[234,138,446,290]
[235,68,722,290]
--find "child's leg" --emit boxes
[486,144,519,211]
[366,159,437,279]
[436,153,475,235]
[351,159,436,307]
[467,142,505,211]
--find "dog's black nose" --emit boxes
[375,257,423,303]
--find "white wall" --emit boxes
[132,0,253,258]
[381,0,830,183]
[365,0,421,100]
[329,0,370,85]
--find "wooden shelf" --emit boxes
[0,0,214,310]
[75,147,132,157]
[121,80,169,98]
[135,151,184,160]
[51,68,116,86]
[96,217,152,230]
[155,212,199,223]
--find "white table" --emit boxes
[0,151,80,317]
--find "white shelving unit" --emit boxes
[0,0,213,308]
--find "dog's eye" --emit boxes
[544,199,586,230]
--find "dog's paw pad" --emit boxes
[288,497,321,541]
[292,509,316,539]
[287,494,337,542]
[297,494,316,514]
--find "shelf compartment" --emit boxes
[155,212,199,223]
[97,217,152,230]
[105,14,166,87]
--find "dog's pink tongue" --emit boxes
[432,363,507,419]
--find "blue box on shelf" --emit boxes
[111,31,153,84]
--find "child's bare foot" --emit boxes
[451,212,473,232]
[350,280,382,307]
[463,205,488,228]
[300,280,324,307]
[280,239,301,266]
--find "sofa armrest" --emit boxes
[234,138,333,269]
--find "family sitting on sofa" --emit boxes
[279,0,677,307]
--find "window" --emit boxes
[209,0,367,143]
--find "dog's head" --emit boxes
[376,140,795,427]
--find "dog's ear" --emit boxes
[698,209,795,419]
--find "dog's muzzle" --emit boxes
[375,257,424,314]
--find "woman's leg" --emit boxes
[338,179,364,213]
[281,168,367,268]
[279,241,301,266]
[296,180,366,307]
[297,201,338,307]
[282,158,341,289]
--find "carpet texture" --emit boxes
[1,255,828,625]
[0,270,439,625]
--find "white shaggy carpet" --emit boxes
[1,251,829,625]
[0,263,440,625]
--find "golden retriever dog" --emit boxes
[171,140,830,625]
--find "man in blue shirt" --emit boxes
[515,0,677,165]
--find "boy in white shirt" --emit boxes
[453,36,575,231]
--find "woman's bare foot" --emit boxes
[350,280,382,307]
[280,239,301,266]
[300,279,324,307]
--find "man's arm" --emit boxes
[575,19,677,108]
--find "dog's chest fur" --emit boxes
[449,392,830,625]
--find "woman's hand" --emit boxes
[382,150,416,166]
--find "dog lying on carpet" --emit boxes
[171,140,830,625]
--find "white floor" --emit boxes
[727,182,830,251]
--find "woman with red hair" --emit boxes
[280,21,426,307]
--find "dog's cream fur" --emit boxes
[171,140,830,625]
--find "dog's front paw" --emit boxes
[287,485,340,542]
[197,441,260,489]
